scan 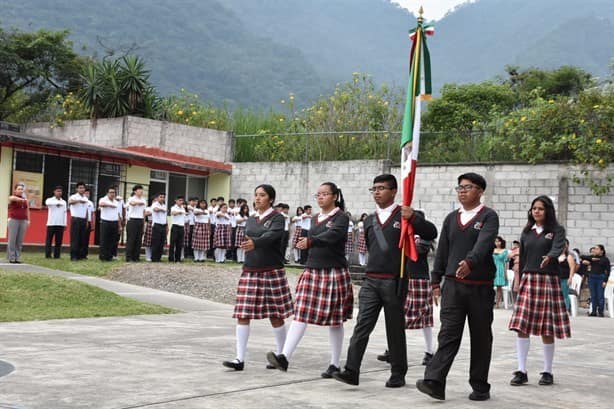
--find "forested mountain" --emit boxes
[1,0,613,107]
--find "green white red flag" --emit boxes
[399,18,434,263]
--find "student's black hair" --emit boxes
[176,195,185,201]
[304,205,312,210]
[188,196,199,201]
[282,203,290,210]
[198,199,207,207]
[320,182,345,211]
[523,195,559,233]
[457,172,487,190]
[54,185,64,191]
[132,184,143,192]
[372,174,398,190]
[495,236,506,249]
[360,213,368,221]
[210,198,217,203]
[228,198,235,204]
[156,192,165,198]
[217,196,225,202]
[107,186,116,193]
[254,184,276,204]
[296,206,304,215]
[596,244,606,256]
[76,181,86,188]
[239,203,250,217]
[84,188,90,193]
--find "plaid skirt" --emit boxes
[235,225,246,248]
[404,278,433,329]
[357,231,367,254]
[192,222,210,251]
[233,268,294,320]
[345,232,353,254]
[142,221,153,247]
[509,273,571,339]
[292,226,302,248]
[184,222,192,247]
[213,224,232,249]
[293,267,354,326]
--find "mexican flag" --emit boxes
[399,18,434,263]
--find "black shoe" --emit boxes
[510,370,528,386]
[385,375,406,388]
[266,351,288,372]
[13,260,22,264]
[589,312,597,316]
[422,352,433,366]
[266,363,276,369]
[377,350,390,363]
[598,312,604,317]
[416,379,445,400]
[222,359,244,371]
[321,364,340,378]
[538,372,553,385]
[469,390,490,401]
[8,260,15,264]
[333,369,359,386]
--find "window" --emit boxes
[43,155,70,200]
[69,159,97,197]
[187,176,207,200]
[15,151,43,172]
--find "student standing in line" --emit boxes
[68,182,89,261]
[356,213,368,266]
[142,203,153,262]
[169,196,186,262]
[345,212,354,262]
[192,199,211,262]
[184,197,198,260]
[207,198,218,259]
[213,203,232,263]
[82,188,95,260]
[125,185,147,262]
[298,205,312,264]
[45,186,67,259]
[509,195,569,387]
[7,183,29,263]
[227,198,238,261]
[291,207,304,263]
[267,182,353,379]
[234,204,250,263]
[275,203,291,263]
[98,186,122,262]
[223,184,293,371]
[416,172,498,402]
[150,193,168,262]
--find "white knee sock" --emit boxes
[272,325,287,354]
[237,248,245,263]
[517,337,530,373]
[329,325,344,367]
[145,247,152,261]
[543,343,554,373]
[282,321,307,360]
[293,249,300,262]
[236,324,250,362]
[422,326,434,354]
[359,253,366,266]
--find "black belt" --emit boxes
[101,220,119,223]
[71,216,86,220]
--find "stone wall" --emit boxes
[232,160,614,254]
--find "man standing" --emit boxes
[125,185,147,262]
[169,196,186,262]
[333,174,437,388]
[98,187,122,261]
[68,182,89,261]
[45,186,67,259]
[150,193,167,262]
[416,172,499,402]
[582,245,611,317]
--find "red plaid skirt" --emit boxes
[235,225,246,248]
[233,268,294,320]
[292,226,302,248]
[357,231,367,254]
[509,273,571,339]
[404,278,434,329]
[192,222,210,251]
[142,221,153,247]
[345,232,353,255]
[213,224,232,249]
[293,267,354,326]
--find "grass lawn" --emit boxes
[20,252,122,277]
[0,270,174,322]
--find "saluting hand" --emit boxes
[296,237,309,250]
[241,237,255,251]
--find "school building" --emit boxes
[0,117,232,245]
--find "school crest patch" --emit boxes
[326,221,334,228]
[473,221,483,230]
[264,220,272,228]
[545,232,553,240]
[393,221,401,229]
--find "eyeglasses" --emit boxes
[368,186,393,193]
[454,184,480,192]
[313,192,333,199]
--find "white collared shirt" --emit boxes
[194,208,210,224]
[376,203,399,224]
[46,196,67,226]
[99,196,121,222]
[459,203,484,225]
[151,202,167,225]
[257,207,274,220]
[69,193,88,218]
[171,205,186,226]
[317,207,340,223]
[531,224,544,234]
[127,195,146,219]
[302,213,312,230]
[216,211,231,225]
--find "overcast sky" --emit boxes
[393,0,476,20]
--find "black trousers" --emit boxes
[70,217,87,260]
[99,220,119,261]
[281,231,290,260]
[151,223,166,262]
[227,226,237,260]
[125,218,144,261]
[81,223,91,259]
[207,224,216,258]
[169,225,184,262]
[45,225,65,258]
[424,279,494,393]
[345,277,408,377]
[299,229,310,264]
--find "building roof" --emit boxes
[0,129,232,175]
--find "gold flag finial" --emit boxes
[418,6,424,23]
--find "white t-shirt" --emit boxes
[151,202,167,225]
[459,203,485,225]
[302,213,312,230]
[45,196,67,226]
[68,193,88,218]
[170,205,186,226]
[216,212,231,225]
[99,196,121,222]
[376,203,399,224]
[127,195,147,219]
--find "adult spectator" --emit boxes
[45,186,67,259]
[7,183,29,263]
[582,245,611,317]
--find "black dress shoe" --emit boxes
[321,364,340,378]
[422,352,433,366]
[416,379,445,400]
[589,312,597,316]
[222,359,244,371]
[377,350,390,363]
[469,390,490,401]
[510,370,528,386]
[385,375,406,388]
[333,369,359,385]
[538,372,553,385]
[266,351,288,372]
[266,363,276,369]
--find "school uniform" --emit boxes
[234,214,247,263]
[213,212,232,262]
[299,213,312,264]
[45,196,67,259]
[98,196,121,261]
[125,195,146,261]
[291,216,303,262]
[207,205,218,258]
[405,235,437,330]
[509,224,570,338]
[150,202,167,262]
[183,205,195,258]
[192,209,211,261]
[142,207,153,261]
[280,212,290,260]
[68,193,89,260]
[345,219,355,258]
[424,204,499,395]
[357,221,367,261]
[169,205,186,262]
[227,206,238,260]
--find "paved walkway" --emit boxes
[0,263,613,408]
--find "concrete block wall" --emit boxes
[27,118,124,146]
